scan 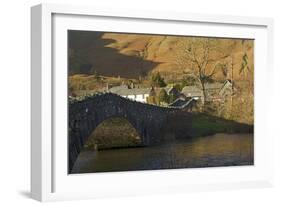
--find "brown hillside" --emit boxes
[69,31,254,82]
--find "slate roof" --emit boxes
[181,80,232,98]
[109,85,151,96]
[169,97,189,107]
[169,97,197,109]
[181,86,203,97]
[108,85,129,93]
[151,86,180,97]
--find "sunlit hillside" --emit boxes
[68,31,254,124]
[69,31,254,83]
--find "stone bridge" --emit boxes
[68,93,193,172]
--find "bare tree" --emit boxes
[175,37,232,105]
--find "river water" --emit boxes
[71,133,253,174]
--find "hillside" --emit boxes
[68,31,254,125]
[68,30,254,83]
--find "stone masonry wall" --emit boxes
[68,93,187,172]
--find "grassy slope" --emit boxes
[190,113,253,137]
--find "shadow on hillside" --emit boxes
[68,30,159,79]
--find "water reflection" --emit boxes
[71,133,253,174]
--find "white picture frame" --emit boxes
[31,3,274,202]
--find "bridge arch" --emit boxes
[68,93,179,173]
[85,116,142,150]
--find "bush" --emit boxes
[168,94,177,104]
[158,89,169,103]
[151,72,166,87]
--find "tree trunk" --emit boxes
[200,80,206,107]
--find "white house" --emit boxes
[108,85,151,103]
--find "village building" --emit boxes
[108,84,129,93]
[181,80,233,102]
[108,85,151,103]
[107,80,233,106]
[169,96,189,107]
[164,87,181,97]
[181,85,203,99]
[219,80,233,98]
[168,96,198,111]
[150,86,182,98]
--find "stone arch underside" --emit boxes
[85,116,143,150]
